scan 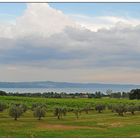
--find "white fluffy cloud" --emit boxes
[0,3,140,83]
[14,3,78,38]
[69,14,140,31]
[0,3,77,39]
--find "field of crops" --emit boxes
[0,96,140,138]
[1,96,140,108]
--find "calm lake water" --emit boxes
[0,87,133,93]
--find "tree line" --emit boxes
[0,89,140,99]
[0,90,130,98]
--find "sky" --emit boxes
[0,3,140,84]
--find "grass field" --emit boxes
[0,96,140,138]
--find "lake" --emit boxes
[0,87,133,93]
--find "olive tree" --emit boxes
[113,104,127,116]
[73,108,81,119]
[54,107,67,120]
[9,104,23,120]
[0,102,7,112]
[126,104,138,115]
[82,104,93,114]
[107,104,114,112]
[33,106,46,120]
[95,104,106,113]
[20,104,28,113]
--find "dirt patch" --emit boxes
[38,123,105,131]
[109,122,123,127]
[98,122,123,128]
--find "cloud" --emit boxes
[0,3,77,39]
[13,3,78,39]
[69,14,140,31]
[0,3,140,83]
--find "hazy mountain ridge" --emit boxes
[0,81,139,89]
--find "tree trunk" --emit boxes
[76,115,78,119]
[76,113,79,119]
[119,112,123,116]
[131,111,135,115]
[60,114,63,119]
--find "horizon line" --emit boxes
[0,80,140,86]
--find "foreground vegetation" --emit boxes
[0,95,140,137]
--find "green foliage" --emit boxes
[122,92,129,98]
[0,102,7,112]
[0,90,7,96]
[82,104,94,114]
[110,92,121,98]
[1,94,140,138]
[129,89,140,100]
[95,104,106,113]
[9,104,24,120]
[107,104,115,112]
[31,103,47,111]
[126,104,138,115]
[33,105,46,120]
[73,108,82,119]
[0,96,140,137]
[54,107,67,119]
[113,104,127,116]
[94,92,102,98]
[20,104,28,113]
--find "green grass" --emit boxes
[0,96,140,138]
